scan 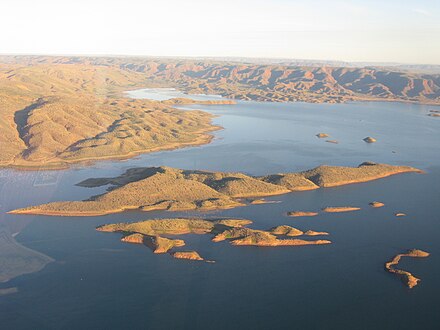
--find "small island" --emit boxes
[287,211,319,217]
[363,137,377,143]
[96,218,331,262]
[385,249,430,288]
[322,206,361,213]
[316,133,329,138]
[369,201,385,208]
[171,251,210,262]
[9,162,422,216]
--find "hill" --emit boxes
[6,55,438,104]
[9,163,421,216]
[0,62,221,168]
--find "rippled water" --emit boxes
[0,90,439,329]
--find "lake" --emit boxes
[0,89,439,329]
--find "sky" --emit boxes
[0,0,439,64]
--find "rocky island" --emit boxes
[385,249,430,288]
[369,201,385,208]
[322,206,361,213]
[96,217,331,261]
[9,162,421,216]
[171,251,206,261]
[287,211,319,217]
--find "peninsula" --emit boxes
[0,62,232,169]
[8,162,421,216]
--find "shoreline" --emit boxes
[0,124,223,171]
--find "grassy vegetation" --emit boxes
[97,217,331,261]
[0,62,218,168]
[2,55,438,169]
[9,163,421,216]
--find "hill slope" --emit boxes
[9,163,421,216]
[0,63,219,168]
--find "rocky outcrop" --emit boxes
[120,232,185,253]
[304,230,329,236]
[316,133,329,138]
[145,236,185,254]
[212,226,330,247]
[287,211,319,217]
[270,225,304,236]
[259,173,319,191]
[171,251,204,261]
[121,233,145,244]
[369,201,385,208]
[322,206,361,213]
[363,137,377,143]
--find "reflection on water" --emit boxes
[0,90,439,329]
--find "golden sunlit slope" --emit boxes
[9,163,421,216]
[0,63,217,168]
[4,56,440,105]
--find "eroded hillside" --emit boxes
[0,62,218,168]
[7,55,438,104]
[1,56,439,168]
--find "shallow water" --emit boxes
[0,90,439,329]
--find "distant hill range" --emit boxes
[2,55,439,104]
[1,55,439,169]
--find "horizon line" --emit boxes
[1,53,439,68]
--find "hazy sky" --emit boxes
[1,0,439,64]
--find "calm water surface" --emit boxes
[0,90,439,329]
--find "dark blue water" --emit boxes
[0,93,439,329]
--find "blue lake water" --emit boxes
[0,91,439,329]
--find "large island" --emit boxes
[9,162,421,216]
